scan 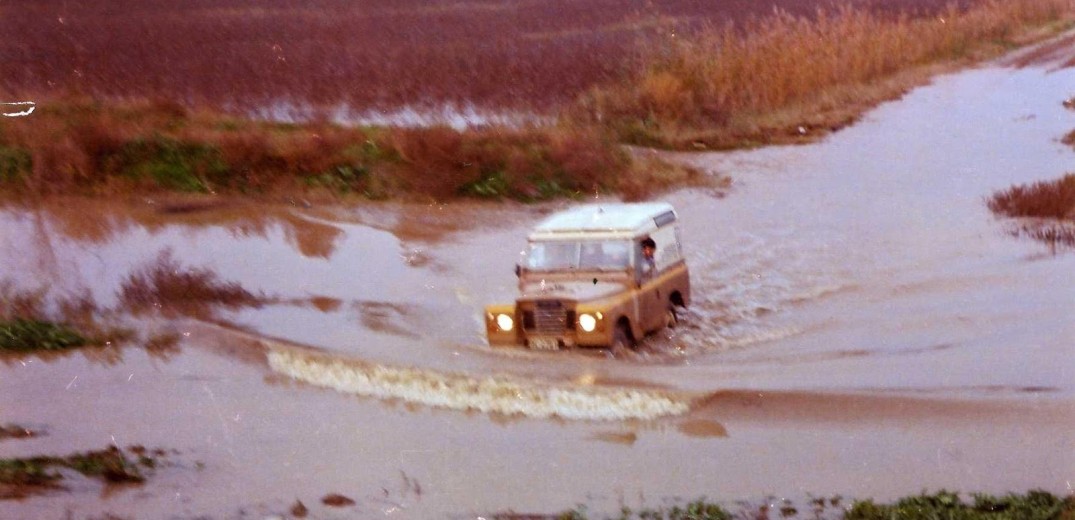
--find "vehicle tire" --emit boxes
[611,323,634,353]
[664,306,679,329]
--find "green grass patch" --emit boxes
[0,318,88,352]
[61,447,147,484]
[542,491,1075,520]
[0,446,154,499]
[0,146,31,183]
[0,458,61,488]
[114,136,228,192]
[847,490,1075,519]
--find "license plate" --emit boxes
[529,337,559,351]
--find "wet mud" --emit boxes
[2,34,1075,518]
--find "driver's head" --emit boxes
[641,237,656,257]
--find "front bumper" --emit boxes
[485,302,611,349]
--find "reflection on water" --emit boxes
[1006,219,1075,253]
[119,249,268,319]
[589,431,639,445]
[676,419,729,438]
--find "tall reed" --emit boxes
[573,0,1075,147]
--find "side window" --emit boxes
[636,237,657,282]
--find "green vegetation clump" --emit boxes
[1,283,90,354]
[548,500,732,520]
[545,500,739,519]
[0,146,31,183]
[61,446,148,484]
[0,318,87,352]
[114,136,229,193]
[0,446,152,499]
[847,490,1075,520]
[545,492,1075,520]
[0,284,139,356]
[0,458,59,488]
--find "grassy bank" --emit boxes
[0,284,95,353]
[539,490,1075,519]
[569,0,1075,149]
[0,318,87,353]
[0,98,701,201]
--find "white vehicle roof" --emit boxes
[529,202,677,241]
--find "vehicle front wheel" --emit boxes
[611,323,635,353]
[664,306,679,329]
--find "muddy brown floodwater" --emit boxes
[2,37,1074,519]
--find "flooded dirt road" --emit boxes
[2,42,1074,518]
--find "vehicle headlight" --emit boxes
[495,313,514,332]
[578,313,597,332]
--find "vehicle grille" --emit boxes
[523,300,574,335]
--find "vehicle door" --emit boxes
[634,239,665,332]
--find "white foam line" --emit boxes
[268,348,691,421]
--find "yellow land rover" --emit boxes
[485,202,690,351]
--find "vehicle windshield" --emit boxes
[524,240,631,271]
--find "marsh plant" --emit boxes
[0,446,154,500]
[0,318,87,352]
[989,173,1075,252]
[989,173,1075,220]
[545,491,1075,520]
[846,490,1075,519]
[0,284,90,353]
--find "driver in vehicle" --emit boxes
[640,237,657,279]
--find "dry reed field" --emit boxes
[3,0,1073,199]
[4,0,981,114]
[573,0,1075,147]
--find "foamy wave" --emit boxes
[268,348,691,420]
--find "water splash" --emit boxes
[268,347,692,420]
